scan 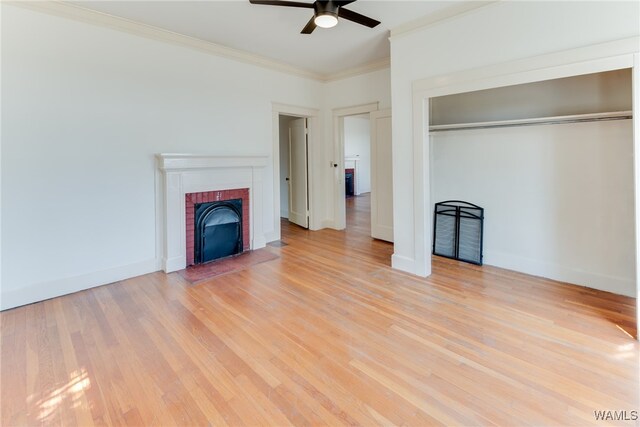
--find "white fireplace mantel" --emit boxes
[156,153,268,273]
[157,154,269,171]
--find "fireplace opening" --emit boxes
[345,168,355,197]
[194,199,243,264]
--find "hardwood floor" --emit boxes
[1,194,638,426]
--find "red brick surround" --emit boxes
[185,188,250,266]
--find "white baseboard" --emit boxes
[320,219,335,229]
[309,218,334,231]
[0,258,161,311]
[485,251,636,297]
[264,230,280,243]
[252,234,267,250]
[163,255,186,273]
[323,218,343,230]
[391,253,416,274]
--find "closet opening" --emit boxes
[428,69,634,299]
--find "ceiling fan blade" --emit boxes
[301,16,317,34]
[338,7,381,28]
[249,0,314,8]
[334,1,357,6]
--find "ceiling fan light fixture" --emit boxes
[314,13,338,28]
[249,1,381,34]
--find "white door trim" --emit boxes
[332,102,379,229]
[271,103,319,241]
[632,52,640,339]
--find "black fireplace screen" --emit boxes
[433,200,484,265]
[194,199,243,264]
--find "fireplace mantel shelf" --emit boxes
[157,154,268,171]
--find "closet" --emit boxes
[428,69,635,296]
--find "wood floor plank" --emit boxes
[1,194,637,426]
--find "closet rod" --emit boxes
[429,110,632,132]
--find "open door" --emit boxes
[370,109,393,242]
[288,118,309,228]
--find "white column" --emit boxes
[251,166,267,249]
[163,171,187,272]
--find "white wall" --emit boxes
[1,4,323,309]
[432,120,635,296]
[390,0,640,293]
[344,116,371,194]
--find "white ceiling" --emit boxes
[68,1,463,76]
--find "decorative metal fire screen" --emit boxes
[433,200,484,265]
[194,199,243,264]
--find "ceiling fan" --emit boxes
[248,1,381,34]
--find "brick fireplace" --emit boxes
[185,188,250,266]
[156,154,268,273]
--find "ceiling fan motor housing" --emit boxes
[314,1,339,20]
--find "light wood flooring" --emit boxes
[1,194,638,426]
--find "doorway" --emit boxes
[332,103,393,242]
[343,114,371,232]
[279,114,309,229]
[271,103,319,241]
[333,102,393,243]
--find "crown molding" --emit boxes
[389,0,499,41]
[8,1,328,81]
[323,57,390,82]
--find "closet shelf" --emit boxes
[429,110,632,132]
